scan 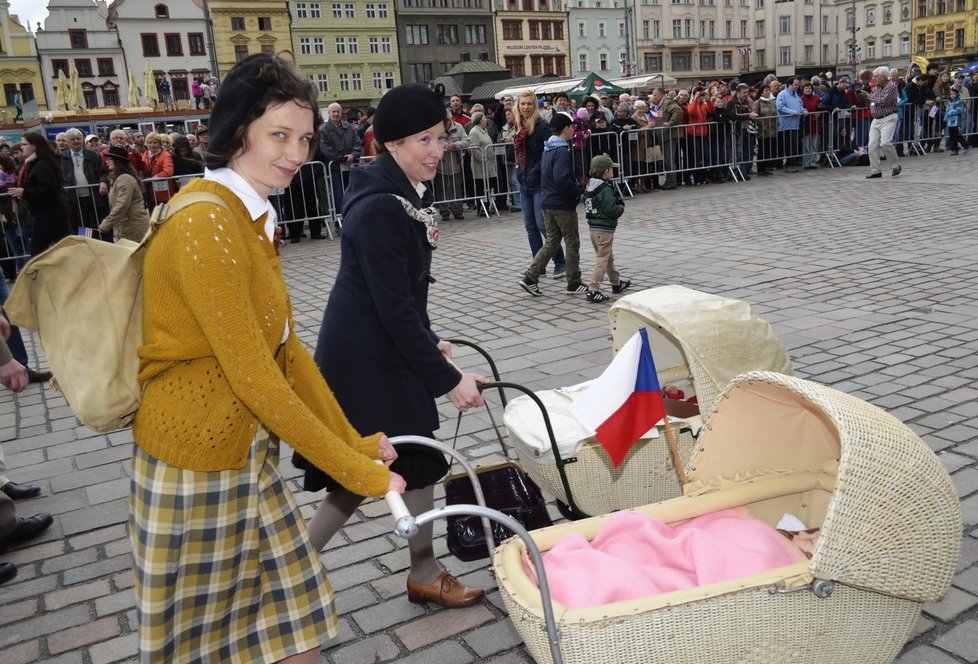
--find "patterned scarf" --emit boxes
[391,194,439,249]
[514,129,528,171]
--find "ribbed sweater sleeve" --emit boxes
[172,206,389,497]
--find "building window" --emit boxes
[599,52,608,69]
[915,0,925,16]
[672,52,691,71]
[381,37,391,52]
[103,86,119,106]
[779,46,790,64]
[901,35,909,54]
[700,51,715,70]
[258,17,272,30]
[369,37,379,53]
[529,21,539,39]
[75,59,92,77]
[866,41,875,59]
[644,52,662,70]
[314,73,329,93]
[619,21,625,37]
[296,2,308,18]
[755,20,764,37]
[555,56,566,76]
[578,22,586,37]
[300,37,311,55]
[3,83,17,106]
[502,20,523,40]
[822,15,829,33]
[409,62,432,83]
[188,33,205,55]
[866,8,876,25]
[578,53,588,72]
[405,25,429,45]
[314,37,324,54]
[779,16,790,34]
[721,50,732,68]
[672,19,682,38]
[936,0,945,12]
[883,38,892,56]
[437,25,458,44]
[52,59,69,76]
[351,73,362,90]
[235,45,248,61]
[97,58,116,76]
[756,0,763,7]
[332,3,343,18]
[366,3,376,17]
[378,3,389,17]
[231,16,245,30]
[653,19,660,38]
[141,34,160,57]
[69,29,88,49]
[955,28,964,49]
[822,43,829,62]
[155,4,169,18]
[935,31,944,50]
[373,71,383,89]
[348,37,359,53]
[164,33,182,56]
[531,55,543,75]
[740,20,747,38]
[756,48,765,67]
[465,25,486,44]
[261,44,274,54]
[598,21,606,37]
[339,73,350,91]
[725,20,731,38]
[83,86,97,109]
[804,44,813,63]
[345,3,356,18]
[310,3,322,17]
[684,19,692,37]
[336,37,346,54]
[505,56,525,76]
[804,15,813,33]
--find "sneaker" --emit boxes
[566,282,588,294]
[551,267,566,280]
[586,290,608,303]
[518,276,541,296]
[611,279,632,295]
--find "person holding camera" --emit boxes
[865,66,901,179]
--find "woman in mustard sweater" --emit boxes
[130,54,405,664]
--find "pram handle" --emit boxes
[443,338,509,407]
[383,436,564,664]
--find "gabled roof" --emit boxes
[468,75,557,101]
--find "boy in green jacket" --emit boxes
[582,154,630,303]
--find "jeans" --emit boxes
[519,187,564,270]
[508,165,521,209]
[802,133,820,168]
[527,209,579,284]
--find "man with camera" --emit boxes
[865,66,901,179]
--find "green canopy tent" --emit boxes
[567,72,628,102]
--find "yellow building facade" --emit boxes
[912,0,978,67]
[208,0,294,79]
[0,12,48,123]
[289,0,400,111]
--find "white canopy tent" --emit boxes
[612,72,678,90]
[493,73,679,100]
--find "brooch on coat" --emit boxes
[391,195,439,249]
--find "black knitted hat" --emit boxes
[207,53,278,160]
[373,84,447,144]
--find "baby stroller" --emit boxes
[502,285,793,517]
[492,371,962,664]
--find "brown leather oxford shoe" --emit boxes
[406,571,484,608]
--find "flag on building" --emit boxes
[569,329,667,467]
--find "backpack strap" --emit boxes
[145,191,230,241]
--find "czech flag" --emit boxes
[570,329,666,467]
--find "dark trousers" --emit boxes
[30,213,70,257]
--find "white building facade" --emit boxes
[35,0,126,109]
[749,0,840,80]
[833,0,912,78]
[569,0,631,79]
[107,0,214,105]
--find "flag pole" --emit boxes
[660,416,688,485]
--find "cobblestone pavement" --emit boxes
[1,153,977,663]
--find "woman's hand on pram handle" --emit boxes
[387,470,406,495]
[437,340,454,361]
[378,435,398,466]
[448,373,488,412]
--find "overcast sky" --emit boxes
[9,0,51,32]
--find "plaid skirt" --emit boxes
[130,426,337,663]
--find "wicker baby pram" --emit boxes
[503,285,794,517]
[493,371,962,664]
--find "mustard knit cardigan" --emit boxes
[134,178,389,498]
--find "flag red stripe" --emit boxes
[594,390,666,468]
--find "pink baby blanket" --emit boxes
[529,507,805,610]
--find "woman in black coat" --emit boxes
[293,84,487,609]
[10,132,69,256]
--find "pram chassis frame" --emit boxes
[384,435,565,664]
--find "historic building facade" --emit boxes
[568,0,630,79]
[207,0,293,79]
[911,0,977,69]
[35,0,125,110]
[493,0,570,78]
[394,0,496,85]
[291,0,401,109]
[0,0,48,120]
